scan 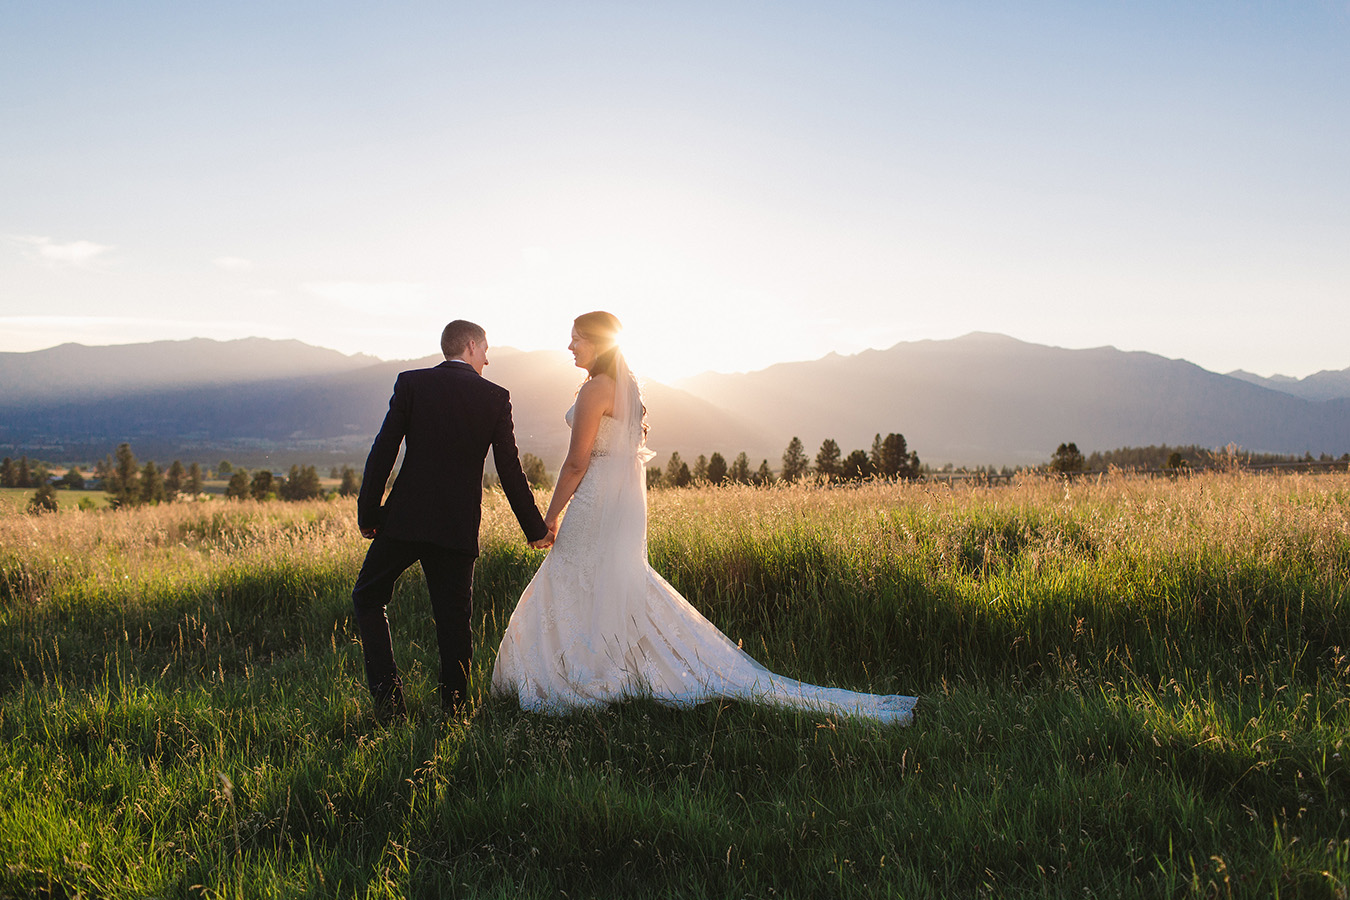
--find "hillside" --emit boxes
[0,337,378,407]
[1227,367,1350,402]
[676,333,1350,466]
[0,341,762,468]
[2,334,1347,468]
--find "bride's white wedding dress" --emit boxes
[492,364,917,725]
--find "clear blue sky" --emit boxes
[3,1,1347,381]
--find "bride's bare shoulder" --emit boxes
[578,373,616,410]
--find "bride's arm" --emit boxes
[543,375,614,534]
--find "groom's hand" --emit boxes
[361,527,377,539]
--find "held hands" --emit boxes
[528,521,559,550]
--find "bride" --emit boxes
[491,312,917,725]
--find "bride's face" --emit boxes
[568,327,597,370]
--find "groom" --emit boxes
[353,319,551,721]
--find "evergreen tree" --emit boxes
[754,459,775,485]
[165,460,185,501]
[878,433,906,477]
[28,482,59,514]
[16,456,32,488]
[281,465,323,501]
[225,470,250,499]
[186,462,205,496]
[706,452,728,485]
[282,465,302,500]
[140,460,165,505]
[693,454,709,483]
[60,466,86,490]
[218,460,233,475]
[249,470,275,500]
[521,453,552,490]
[1051,442,1085,474]
[781,437,809,482]
[279,465,301,501]
[93,456,113,491]
[665,452,690,487]
[876,433,921,480]
[870,434,884,471]
[294,465,323,500]
[646,466,664,489]
[728,452,751,484]
[841,449,872,481]
[814,439,842,481]
[0,457,15,488]
[676,461,692,487]
[110,443,140,508]
[338,465,361,497]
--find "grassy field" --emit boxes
[1,472,1347,898]
[0,486,113,512]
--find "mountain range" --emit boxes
[1,334,1347,468]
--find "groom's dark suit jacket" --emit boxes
[357,360,547,554]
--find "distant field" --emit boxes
[1,473,1347,898]
[0,476,347,511]
[0,486,112,511]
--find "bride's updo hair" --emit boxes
[574,310,622,379]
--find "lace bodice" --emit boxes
[564,403,619,457]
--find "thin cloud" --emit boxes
[213,256,254,272]
[8,234,112,266]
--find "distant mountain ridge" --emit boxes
[0,337,379,407]
[673,333,1350,465]
[1,334,1346,467]
[1226,367,1350,402]
[0,339,762,468]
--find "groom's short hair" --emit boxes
[441,320,486,359]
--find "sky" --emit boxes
[3,1,1348,383]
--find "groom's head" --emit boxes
[441,320,488,372]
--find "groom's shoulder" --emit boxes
[396,361,468,382]
[476,374,511,404]
[399,363,510,402]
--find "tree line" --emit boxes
[7,443,366,511]
[217,460,363,501]
[647,433,921,488]
[92,444,211,507]
[1081,444,1350,472]
[1,456,65,490]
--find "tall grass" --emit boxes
[1,473,1347,898]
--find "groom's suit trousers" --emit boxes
[352,534,476,711]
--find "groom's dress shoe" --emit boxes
[440,685,466,718]
[372,678,407,725]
